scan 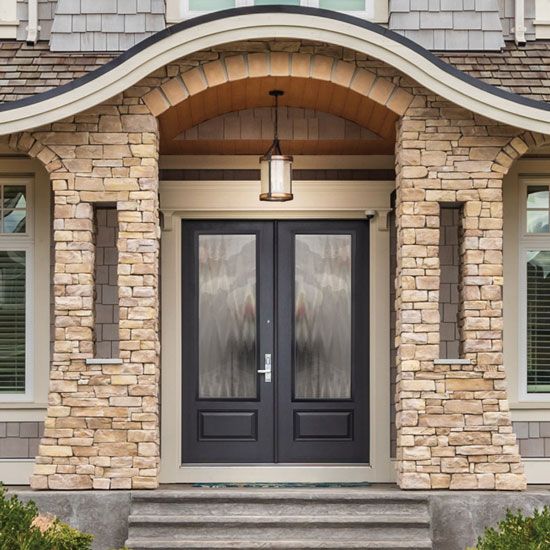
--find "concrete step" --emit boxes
[126,540,434,549]
[130,491,429,517]
[128,514,431,541]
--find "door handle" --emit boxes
[257,353,272,383]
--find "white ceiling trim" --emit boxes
[0,12,549,135]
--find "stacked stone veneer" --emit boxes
[2,39,542,490]
[4,100,160,490]
[393,102,548,489]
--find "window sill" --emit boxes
[433,358,473,365]
[0,21,18,40]
[85,358,123,365]
[534,20,550,39]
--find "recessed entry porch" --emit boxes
[158,74,396,482]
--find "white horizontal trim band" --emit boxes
[0,10,549,135]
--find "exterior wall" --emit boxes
[499,0,536,41]
[16,0,58,41]
[7,102,161,490]
[393,97,538,489]
[389,0,504,50]
[50,0,165,52]
[0,37,543,489]
[0,422,44,459]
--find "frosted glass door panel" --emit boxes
[189,0,234,10]
[294,234,352,399]
[319,0,365,10]
[198,234,257,399]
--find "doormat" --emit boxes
[190,482,370,488]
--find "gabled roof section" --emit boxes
[0,6,549,134]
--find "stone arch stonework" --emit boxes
[142,53,414,122]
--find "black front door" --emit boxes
[182,220,369,464]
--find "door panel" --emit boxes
[277,221,369,462]
[182,221,274,463]
[181,219,369,464]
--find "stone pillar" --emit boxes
[15,103,161,490]
[394,98,526,490]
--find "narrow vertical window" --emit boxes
[94,206,119,359]
[439,205,461,359]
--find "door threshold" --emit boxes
[163,465,374,484]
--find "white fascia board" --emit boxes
[0,11,549,135]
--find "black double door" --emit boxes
[182,220,369,464]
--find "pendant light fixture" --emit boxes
[259,90,293,202]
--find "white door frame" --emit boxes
[159,156,394,483]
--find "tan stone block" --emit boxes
[448,432,491,445]
[399,472,431,489]
[39,445,73,457]
[248,53,269,78]
[449,474,479,490]
[203,60,228,87]
[369,77,395,106]
[331,60,355,88]
[181,67,208,96]
[495,473,527,491]
[143,88,170,116]
[225,55,248,81]
[310,55,333,81]
[350,69,376,95]
[402,166,428,179]
[444,400,483,415]
[402,446,431,460]
[419,414,464,428]
[49,474,93,490]
[446,378,494,391]
[386,88,414,116]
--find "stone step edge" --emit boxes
[131,496,429,504]
[124,539,433,549]
[128,513,431,526]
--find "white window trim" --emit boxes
[0,176,35,403]
[166,0,388,25]
[518,176,550,402]
[534,0,550,39]
[0,0,19,40]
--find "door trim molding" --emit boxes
[159,179,393,483]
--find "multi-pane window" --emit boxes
[0,179,32,399]
[521,180,550,396]
[526,250,550,393]
[170,0,376,21]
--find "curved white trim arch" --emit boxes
[1,9,550,134]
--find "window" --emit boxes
[535,0,550,39]
[519,179,550,399]
[0,178,33,401]
[0,1,18,39]
[166,0,388,24]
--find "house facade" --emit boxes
[1,0,550,494]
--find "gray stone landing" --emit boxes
[125,489,433,549]
[8,485,550,550]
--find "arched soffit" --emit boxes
[165,105,390,155]
[155,55,407,155]
[0,7,550,134]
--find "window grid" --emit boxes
[0,176,34,401]
[519,178,550,400]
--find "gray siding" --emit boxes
[514,421,550,457]
[389,0,505,50]
[17,0,58,41]
[50,0,166,52]
[95,208,119,359]
[0,422,44,459]
[498,0,536,41]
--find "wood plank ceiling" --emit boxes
[159,76,397,155]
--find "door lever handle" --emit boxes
[257,353,272,383]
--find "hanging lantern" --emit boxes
[259,90,293,202]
